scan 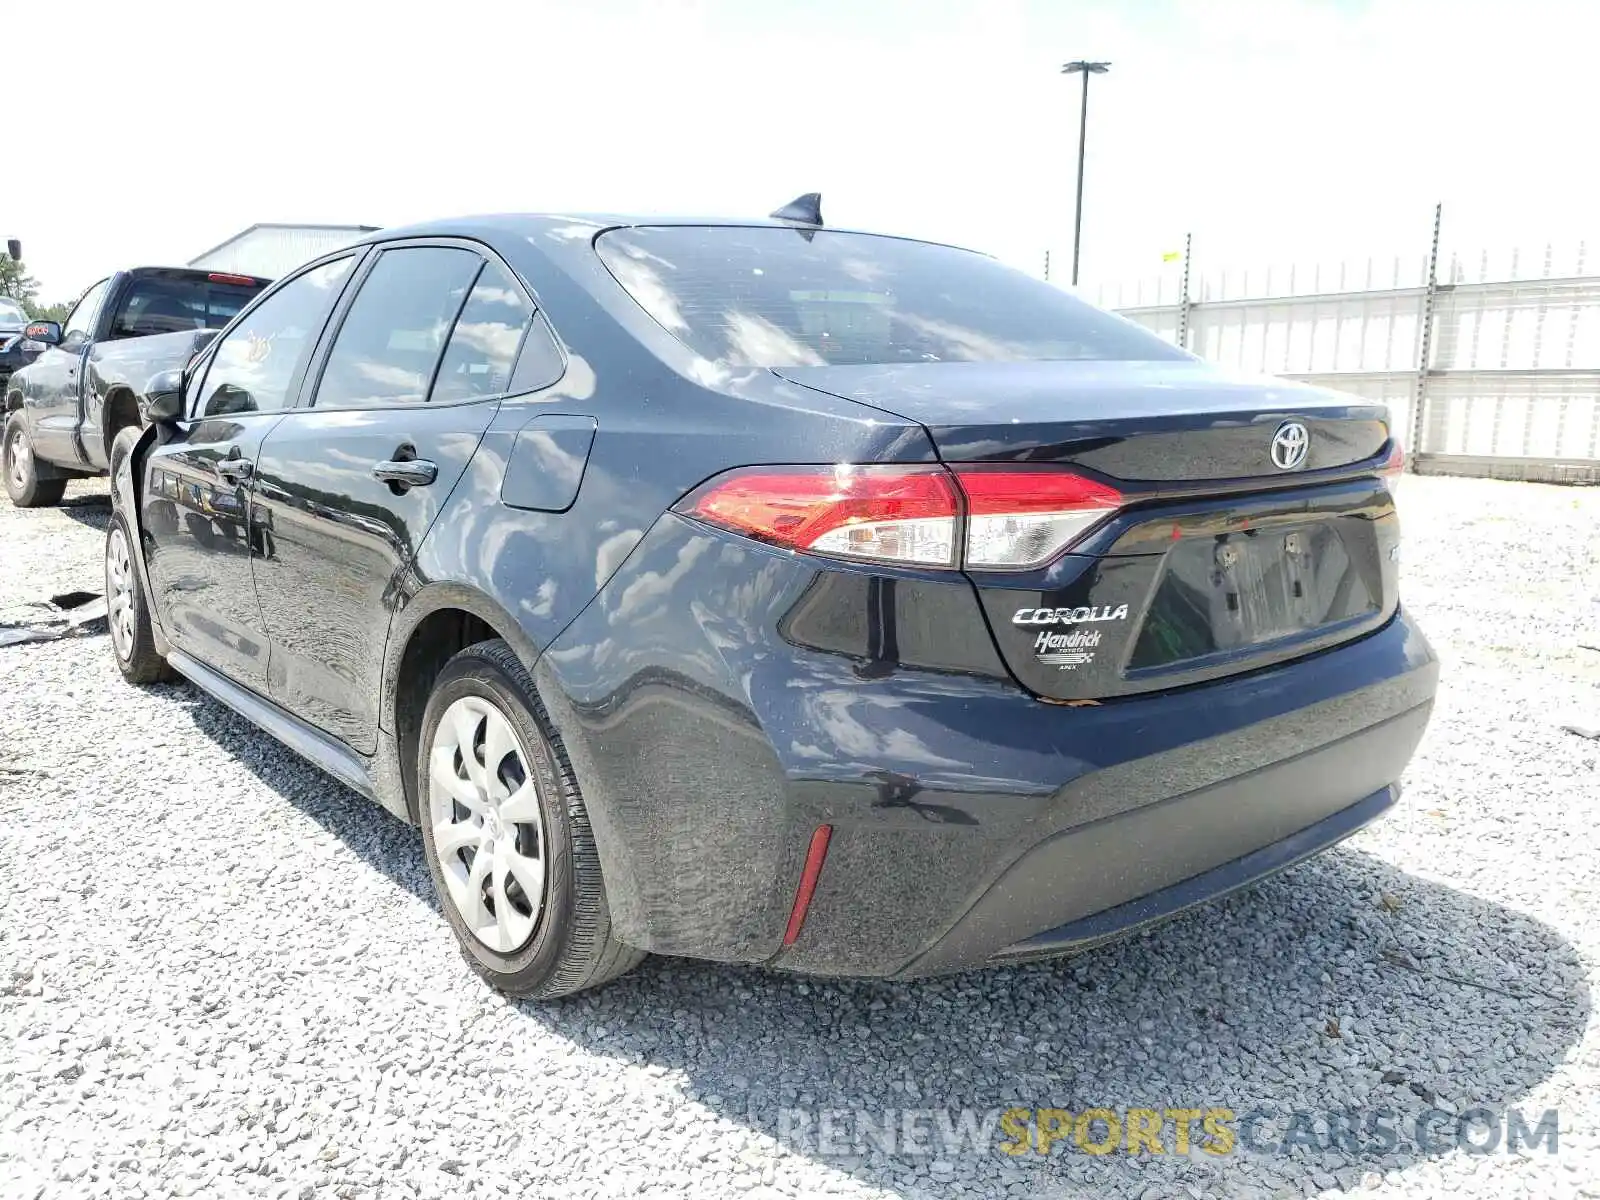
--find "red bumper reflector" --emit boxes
[782,824,834,947]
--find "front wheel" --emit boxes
[417,639,643,998]
[4,412,67,508]
[105,511,177,685]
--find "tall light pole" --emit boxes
[1061,60,1110,286]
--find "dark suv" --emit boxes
[105,209,1437,998]
[0,295,34,387]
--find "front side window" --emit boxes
[431,261,532,403]
[195,256,355,417]
[595,226,1188,368]
[63,279,110,344]
[312,247,482,409]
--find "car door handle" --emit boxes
[372,459,438,488]
[216,447,253,482]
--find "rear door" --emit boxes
[140,255,360,691]
[251,242,534,753]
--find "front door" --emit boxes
[140,255,360,692]
[22,278,107,466]
[252,245,534,753]
[140,413,280,686]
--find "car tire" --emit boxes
[108,423,142,489]
[4,412,68,508]
[105,510,177,685]
[417,639,644,998]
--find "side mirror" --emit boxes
[142,369,185,424]
[24,320,61,346]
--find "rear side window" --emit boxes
[195,257,354,417]
[312,247,481,409]
[110,275,265,340]
[431,261,532,403]
[595,226,1187,368]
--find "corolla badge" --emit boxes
[1270,420,1310,470]
[1012,605,1129,625]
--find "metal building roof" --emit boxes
[188,223,380,279]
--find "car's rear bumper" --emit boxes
[977,784,1396,969]
[771,634,1433,980]
[536,515,1438,978]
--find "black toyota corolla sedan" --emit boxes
[104,200,1437,997]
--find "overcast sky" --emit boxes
[9,0,1594,302]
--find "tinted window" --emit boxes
[512,315,564,392]
[596,227,1187,367]
[196,257,355,417]
[431,262,532,403]
[110,276,264,340]
[64,279,109,342]
[313,247,481,409]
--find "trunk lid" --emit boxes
[780,360,1400,701]
[775,359,1389,477]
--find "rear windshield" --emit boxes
[595,226,1186,368]
[109,275,266,340]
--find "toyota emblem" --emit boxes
[1270,421,1310,470]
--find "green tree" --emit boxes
[26,299,71,323]
[0,259,72,322]
[0,256,39,308]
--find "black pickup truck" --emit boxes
[3,266,269,506]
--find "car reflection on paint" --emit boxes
[145,464,257,557]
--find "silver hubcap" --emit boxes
[6,426,28,490]
[428,696,548,953]
[106,526,136,661]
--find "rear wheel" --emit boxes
[417,639,642,998]
[105,511,177,684]
[4,413,67,508]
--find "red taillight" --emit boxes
[681,465,960,566]
[953,467,1124,569]
[207,272,258,285]
[676,464,1125,570]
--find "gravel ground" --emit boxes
[2,475,1598,1200]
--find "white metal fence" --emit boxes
[1095,217,1600,483]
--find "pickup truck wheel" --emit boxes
[4,413,68,508]
[105,511,177,685]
